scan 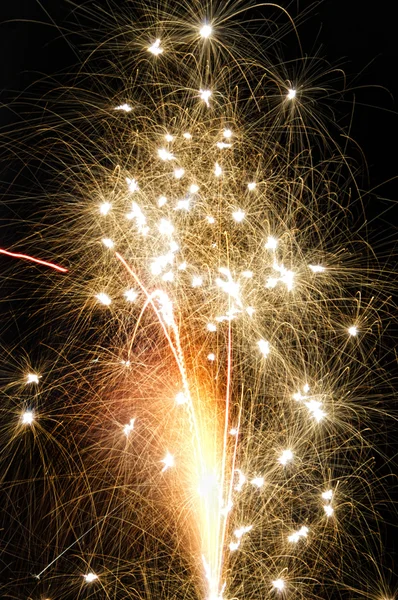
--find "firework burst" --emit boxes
[0,2,396,600]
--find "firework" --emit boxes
[0,2,395,600]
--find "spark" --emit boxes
[229,428,237,435]
[26,373,40,384]
[279,449,293,466]
[99,202,112,215]
[84,573,98,583]
[216,142,232,149]
[114,103,132,112]
[247,182,256,191]
[165,134,174,142]
[324,505,334,517]
[22,410,34,425]
[102,238,114,249]
[174,167,185,179]
[96,293,111,306]
[223,128,232,138]
[161,451,175,472]
[148,39,163,55]
[175,392,187,405]
[258,339,270,357]
[158,148,175,161]
[251,477,264,488]
[272,579,285,592]
[348,325,358,336]
[246,306,255,316]
[322,489,333,501]
[233,525,252,539]
[304,399,326,422]
[288,525,308,543]
[124,289,138,302]
[183,132,192,139]
[214,162,223,177]
[309,264,325,273]
[206,215,215,224]
[158,195,167,207]
[200,89,212,106]
[123,418,135,436]
[234,469,246,492]
[207,323,217,332]
[200,24,212,38]
[189,183,200,193]
[232,209,245,222]
[265,236,278,250]
[287,88,297,100]
[192,276,203,287]
[158,218,174,236]
[207,353,216,361]
[126,177,139,193]
[175,198,190,210]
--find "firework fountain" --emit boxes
[0,2,395,599]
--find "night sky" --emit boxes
[1,0,397,596]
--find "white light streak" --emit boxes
[216,142,232,149]
[214,162,223,177]
[234,525,252,539]
[234,469,246,492]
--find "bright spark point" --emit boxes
[189,183,199,193]
[247,182,256,191]
[348,325,358,336]
[126,177,139,193]
[322,489,333,501]
[123,418,135,436]
[175,198,190,210]
[232,209,245,222]
[242,270,253,278]
[223,128,232,138]
[305,399,326,422]
[234,525,252,539]
[206,215,215,224]
[161,452,175,471]
[229,428,237,435]
[229,541,240,551]
[216,142,232,149]
[124,289,138,302]
[251,477,264,488]
[200,24,212,38]
[114,103,132,112]
[96,293,111,306]
[200,89,212,106]
[158,218,174,236]
[258,339,270,357]
[246,306,255,316]
[22,410,34,425]
[324,505,334,517]
[207,353,216,361]
[102,238,114,249]
[288,525,308,543]
[192,276,203,287]
[279,449,293,466]
[309,264,325,273]
[165,134,174,142]
[158,195,167,207]
[174,168,185,179]
[183,132,192,139]
[26,373,39,384]
[214,162,222,177]
[272,579,285,592]
[99,202,112,215]
[175,392,187,405]
[84,573,98,583]
[207,323,217,332]
[148,39,163,55]
[287,88,296,100]
[158,148,175,161]
[265,236,278,250]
